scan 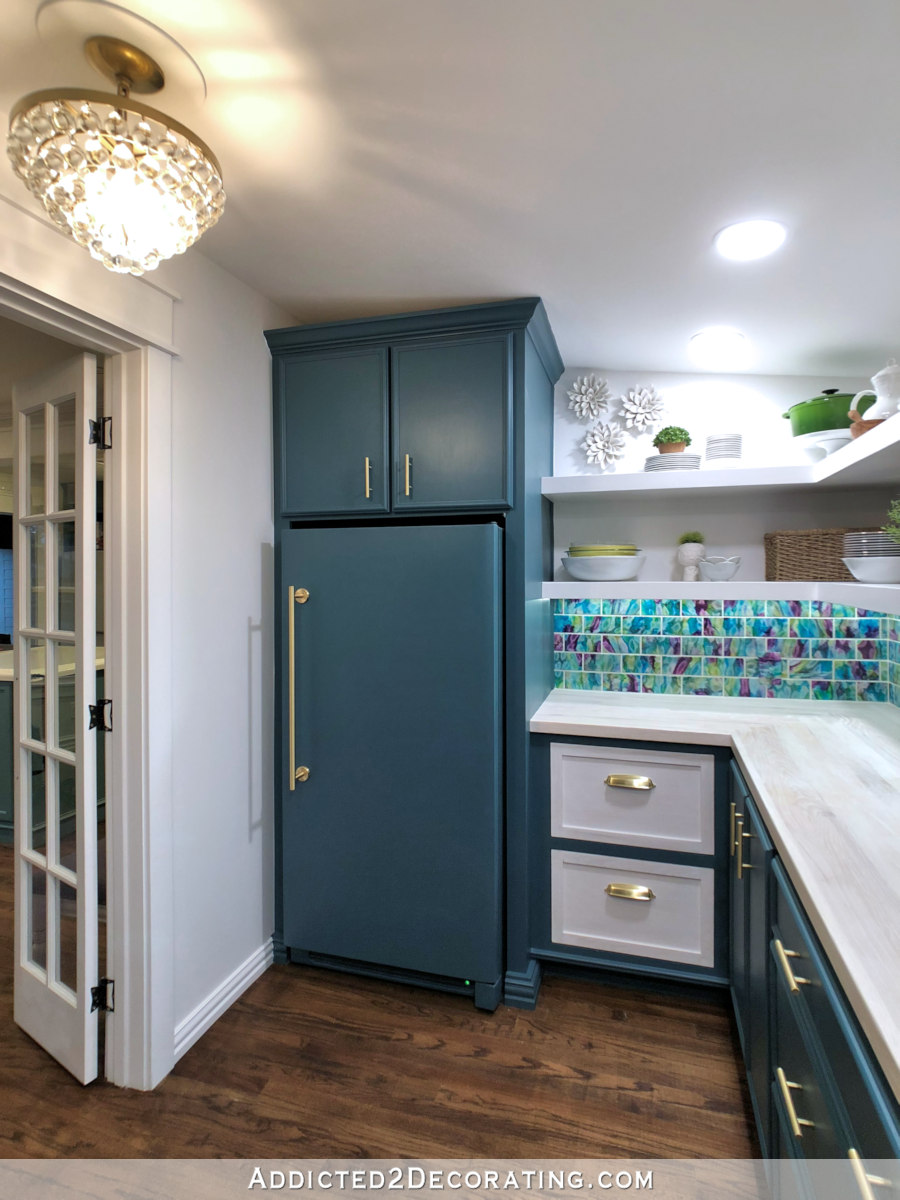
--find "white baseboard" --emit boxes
[174,938,274,1061]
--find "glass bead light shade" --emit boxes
[7,90,225,275]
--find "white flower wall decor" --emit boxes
[567,373,610,420]
[620,385,665,431]
[582,421,626,468]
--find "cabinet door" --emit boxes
[277,349,389,515]
[391,335,512,511]
[280,522,502,985]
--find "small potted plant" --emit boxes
[653,425,692,454]
[676,530,705,581]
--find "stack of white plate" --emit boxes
[843,532,900,557]
[705,434,743,466]
[644,452,701,472]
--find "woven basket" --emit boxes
[763,527,873,582]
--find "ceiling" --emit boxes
[2,0,899,378]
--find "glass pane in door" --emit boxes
[27,637,45,742]
[27,524,45,630]
[24,409,45,516]
[26,862,47,971]
[56,399,76,512]
[55,644,76,751]
[57,880,77,995]
[56,522,75,633]
[27,751,46,853]
[57,760,76,867]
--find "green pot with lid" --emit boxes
[782,388,874,437]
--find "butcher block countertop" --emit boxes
[531,689,900,1100]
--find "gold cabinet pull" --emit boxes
[736,819,754,879]
[605,882,655,902]
[774,938,810,994]
[295,765,310,783]
[730,801,743,856]
[605,773,655,790]
[288,585,309,791]
[364,456,371,499]
[849,1150,892,1199]
[776,1066,815,1138]
[404,453,412,496]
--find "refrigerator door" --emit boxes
[280,522,502,985]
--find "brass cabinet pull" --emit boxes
[735,820,754,879]
[295,765,310,783]
[605,882,655,902]
[774,938,810,994]
[730,801,743,856]
[776,1067,815,1138]
[849,1150,892,1199]
[404,453,412,496]
[605,773,655,790]
[364,456,371,499]
[288,586,310,791]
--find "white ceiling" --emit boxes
[2,0,900,378]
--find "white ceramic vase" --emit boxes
[676,541,705,582]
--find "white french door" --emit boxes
[12,354,100,1083]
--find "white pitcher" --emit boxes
[851,358,900,420]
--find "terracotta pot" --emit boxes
[658,442,687,454]
[848,410,885,439]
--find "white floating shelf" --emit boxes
[542,579,900,614]
[543,412,900,500]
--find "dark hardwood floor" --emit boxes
[0,846,758,1158]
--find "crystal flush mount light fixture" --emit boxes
[6,36,225,275]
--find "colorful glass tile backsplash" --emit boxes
[553,598,900,705]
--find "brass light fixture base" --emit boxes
[84,35,165,95]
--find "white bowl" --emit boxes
[842,556,900,584]
[698,556,742,582]
[562,554,645,581]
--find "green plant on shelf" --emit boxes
[882,498,900,544]
[677,530,705,545]
[653,425,692,448]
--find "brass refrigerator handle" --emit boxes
[404,453,412,496]
[288,586,310,790]
[605,773,655,790]
[364,456,371,499]
[848,1150,892,1199]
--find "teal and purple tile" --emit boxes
[601,634,642,654]
[807,639,833,659]
[641,636,682,656]
[682,636,715,656]
[564,598,604,615]
[642,674,683,695]
[833,659,881,681]
[602,672,642,693]
[661,617,702,636]
[789,618,834,639]
[577,671,608,690]
[853,639,885,660]
[703,656,745,677]
[766,599,809,618]
[603,598,641,615]
[623,654,659,674]
[812,679,852,700]
[891,682,900,706]
[724,677,768,698]
[858,681,888,702]
[554,613,583,633]
[583,614,622,634]
[731,637,768,658]
[703,617,744,636]
[681,676,725,695]
[723,599,767,616]
[891,661,900,687]
[582,653,624,674]
[682,599,724,616]
[660,655,703,676]
[745,652,784,678]
[553,651,582,671]
[783,638,809,659]
[834,617,882,639]
[766,679,811,700]
[623,616,661,634]
[788,659,833,680]
[746,618,789,637]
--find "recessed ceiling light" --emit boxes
[688,326,752,371]
[714,220,787,261]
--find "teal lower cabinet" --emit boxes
[529,736,732,986]
[729,763,774,1156]
[729,764,900,1187]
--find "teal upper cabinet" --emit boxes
[279,348,389,516]
[265,300,544,518]
[391,335,510,511]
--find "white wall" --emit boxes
[552,367,892,583]
[156,251,293,1033]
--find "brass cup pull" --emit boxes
[849,1150,893,1199]
[295,765,310,783]
[605,882,655,902]
[364,456,371,499]
[605,773,655,790]
[774,938,811,994]
[776,1066,815,1138]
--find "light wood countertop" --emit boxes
[531,689,900,1100]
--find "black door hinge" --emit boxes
[88,699,112,732]
[88,416,112,450]
[91,977,115,1013]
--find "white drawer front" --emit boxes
[551,849,715,967]
[550,741,715,854]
